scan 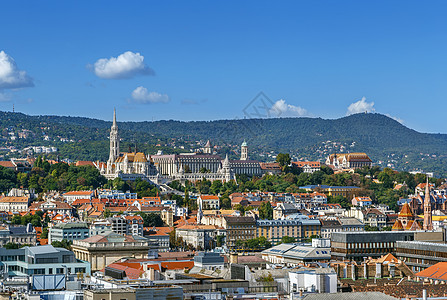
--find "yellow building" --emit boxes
[256,216,321,244]
[300,185,360,199]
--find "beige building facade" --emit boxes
[71,232,155,271]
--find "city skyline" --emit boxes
[1,1,446,133]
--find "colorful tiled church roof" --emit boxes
[398,203,414,218]
[392,220,404,230]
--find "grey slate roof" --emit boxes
[27,245,59,255]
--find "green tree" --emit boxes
[281,236,296,244]
[276,153,291,170]
[103,209,112,218]
[259,201,273,220]
[257,273,274,282]
[378,170,393,189]
[220,193,231,209]
[136,212,164,227]
[210,180,223,195]
[216,235,225,247]
[365,225,379,231]
[51,239,72,250]
[4,242,21,249]
[40,227,49,239]
[327,195,351,209]
[11,215,22,225]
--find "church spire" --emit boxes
[112,107,117,128]
[423,176,433,231]
[108,108,120,166]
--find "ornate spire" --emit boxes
[108,108,120,168]
[223,154,230,168]
[197,198,203,224]
[113,107,117,128]
[178,164,184,175]
[423,176,433,230]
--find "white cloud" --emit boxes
[131,86,170,104]
[90,51,155,79]
[346,96,375,115]
[269,99,309,117]
[0,51,34,90]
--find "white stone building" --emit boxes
[101,109,158,180]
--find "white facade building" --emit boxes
[101,109,157,180]
[289,268,337,294]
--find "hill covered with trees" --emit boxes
[1,111,446,176]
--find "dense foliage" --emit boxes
[8,158,107,193]
[1,112,447,175]
[134,212,164,227]
[176,166,440,212]
[235,236,272,250]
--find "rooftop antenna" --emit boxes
[12,104,14,113]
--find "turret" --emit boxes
[203,140,212,154]
[423,177,433,230]
[241,140,248,160]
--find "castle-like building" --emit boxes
[326,152,372,170]
[100,110,262,183]
[101,109,157,181]
[151,139,263,178]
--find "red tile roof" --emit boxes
[0,196,29,203]
[292,161,321,168]
[75,161,95,167]
[0,161,15,168]
[106,262,144,279]
[63,191,94,196]
[72,198,92,206]
[416,262,447,281]
[161,261,194,270]
[200,195,219,200]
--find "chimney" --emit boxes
[423,289,427,300]
[230,253,238,264]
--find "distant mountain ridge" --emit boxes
[0,111,446,176]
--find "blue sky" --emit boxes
[0,1,446,133]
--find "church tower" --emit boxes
[241,140,248,160]
[222,154,232,182]
[197,196,203,225]
[203,140,212,154]
[423,177,433,230]
[108,108,120,165]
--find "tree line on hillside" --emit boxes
[2,111,447,175]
